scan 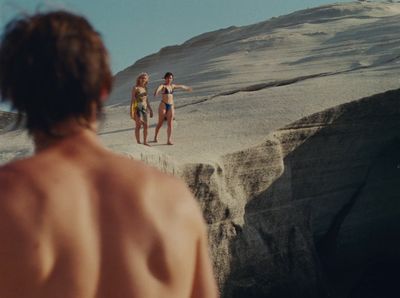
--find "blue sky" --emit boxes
[0,0,347,74]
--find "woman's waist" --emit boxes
[136,101,147,108]
[161,94,173,103]
[161,99,174,105]
[135,97,147,103]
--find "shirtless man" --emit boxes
[0,11,218,298]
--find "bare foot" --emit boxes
[144,143,151,147]
[167,141,174,145]
[153,138,158,143]
[136,141,141,144]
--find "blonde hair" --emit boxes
[135,72,149,87]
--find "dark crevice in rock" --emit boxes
[316,158,373,266]
[347,257,400,298]
[222,89,400,297]
[232,223,243,235]
[316,138,400,297]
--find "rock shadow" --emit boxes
[223,89,400,298]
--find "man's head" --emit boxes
[0,11,112,134]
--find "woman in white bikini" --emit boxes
[153,72,192,145]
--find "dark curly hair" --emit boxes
[164,72,174,79]
[0,10,112,135]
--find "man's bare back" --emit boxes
[0,11,218,297]
[0,130,217,297]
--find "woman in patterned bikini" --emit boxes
[130,72,153,146]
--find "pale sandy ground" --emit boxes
[1,1,400,165]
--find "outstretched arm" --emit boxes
[173,84,192,92]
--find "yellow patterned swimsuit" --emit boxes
[132,88,148,121]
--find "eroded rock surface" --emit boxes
[184,89,400,297]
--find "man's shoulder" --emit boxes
[0,159,43,204]
[104,152,163,180]
[0,160,31,191]
[138,165,204,232]
[109,154,202,221]
[0,154,49,183]
[101,152,184,193]
[0,161,41,225]
[106,152,169,178]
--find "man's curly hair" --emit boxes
[0,10,112,134]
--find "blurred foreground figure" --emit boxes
[0,11,218,298]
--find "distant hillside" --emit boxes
[109,1,400,106]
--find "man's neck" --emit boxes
[33,118,98,153]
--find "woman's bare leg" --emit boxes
[154,103,166,142]
[135,117,141,144]
[143,119,150,146]
[166,107,174,145]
